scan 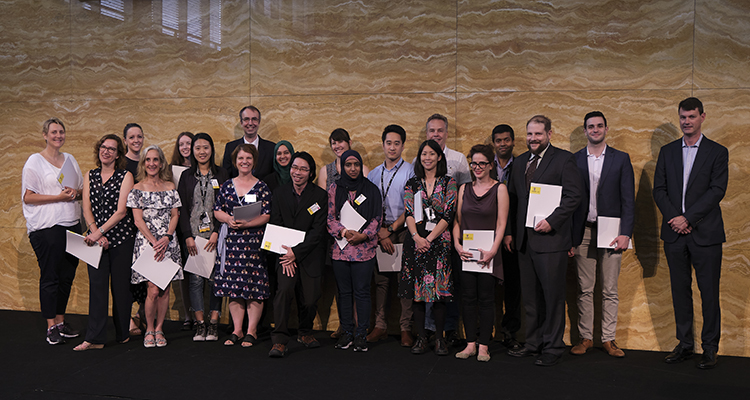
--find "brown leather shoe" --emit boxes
[603,340,625,358]
[366,327,387,343]
[570,339,593,355]
[400,330,414,347]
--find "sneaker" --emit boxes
[46,325,65,345]
[193,322,207,342]
[353,335,368,352]
[268,343,287,358]
[334,332,354,350]
[205,323,219,341]
[297,334,321,348]
[58,322,80,338]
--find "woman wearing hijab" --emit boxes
[263,140,294,192]
[327,150,382,352]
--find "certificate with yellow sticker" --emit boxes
[525,183,562,228]
[260,223,305,255]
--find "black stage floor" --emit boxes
[2,309,747,400]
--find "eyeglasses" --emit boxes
[100,145,117,154]
[290,165,310,172]
[469,161,491,169]
[241,117,259,123]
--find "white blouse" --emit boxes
[22,153,83,233]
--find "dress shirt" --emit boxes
[444,146,472,185]
[681,134,703,213]
[586,145,606,222]
[495,155,514,185]
[367,159,414,224]
[244,134,260,149]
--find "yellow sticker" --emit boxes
[57,173,64,184]
[262,241,271,250]
[463,233,474,241]
[530,186,541,195]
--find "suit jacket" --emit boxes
[506,144,584,253]
[177,166,229,240]
[571,146,635,247]
[269,182,328,277]
[222,136,276,180]
[653,135,728,246]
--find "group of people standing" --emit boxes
[22,97,727,369]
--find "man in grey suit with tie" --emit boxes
[504,115,583,366]
[653,97,728,369]
[569,111,634,358]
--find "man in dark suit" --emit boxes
[569,111,634,358]
[268,152,328,358]
[504,115,584,366]
[491,124,523,352]
[222,106,276,180]
[653,97,728,369]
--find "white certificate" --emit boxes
[57,156,79,189]
[234,201,263,222]
[65,230,103,269]
[461,230,494,274]
[131,245,182,290]
[183,237,216,279]
[172,165,188,187]
[376,244,403,272]
[526,183,562,228]
[414,190,423,223]
[597,216,633,249]
[336,201,367,250]
[261,223,306,255]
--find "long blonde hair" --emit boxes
[136,145,172,183]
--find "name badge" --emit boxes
[354,194,367,205]
[211,179,220,189]
[425,222,437,232]
[307,203,321,215]
[244,194,256,203]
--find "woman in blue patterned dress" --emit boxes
[127,145,183,348]
[399,139,457,356]
[213,143,271,347]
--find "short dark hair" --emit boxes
[231,143,259,171]
[290,151,317,183]
[491,124,514,141]
[426,113,448,130]
[468,144,498,181]
[123,123,143,139]
[382,124,406,143]
[94,134,126,170]
[583,111,607,128]
[239,105,261,122]
[413,140,447,179]
[526,115,551,132]
[678,97,704,115]
[329,128,351,143]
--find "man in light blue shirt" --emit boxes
[366,124,415,347]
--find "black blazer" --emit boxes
[506,145,584,253]
[653,135,728,246]
[571,146,635,247]
[269,182,328,277]
[222,136,276,180]
[177,166,230,240]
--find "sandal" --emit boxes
[73,341,104,351]
[155,331,167,348]
[224,333,243,346]
[130,317,143,336]
[241,334,257,348]
[144,331,156,348]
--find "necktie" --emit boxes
[525,156,538,192]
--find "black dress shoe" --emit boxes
[435,338,449,356]
[535,353,560,367]
[411,336,428,355]
[697,349,718,369]
[445,330,463,347]
[508,346,538,358]
[503,338,523,352]
[665,345,694,364]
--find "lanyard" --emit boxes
[380,159,403,221]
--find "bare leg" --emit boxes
[155,283,170,333]
[246,300,264,339]
[224,299,246,345]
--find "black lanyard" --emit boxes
[380,159,403,221]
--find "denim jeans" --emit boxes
[332,258,375,337]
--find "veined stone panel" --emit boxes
[694,0,750,89]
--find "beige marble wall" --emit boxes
[1,0,748,356]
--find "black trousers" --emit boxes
[664,234,722,352]
[85,237,135,344]
[518,243,567,357]
[460,271,495,345]
[499,247,522,336]
[29,224,81,320]
[271,264,322,345]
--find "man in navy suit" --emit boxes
[504,115,584,366]
[653,97,728,369]
[222,106,276,180]
[569,111,634,358]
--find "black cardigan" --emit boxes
[177,166,230,240]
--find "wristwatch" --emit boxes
[163,233,174,241]
[387,225,394,233]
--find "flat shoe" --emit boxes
[74,341,104,351]
[455,349,477,359]
[241,334,258,348]
[224,333,243,346]
[155,331,167,348]
[477,353,491,362]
